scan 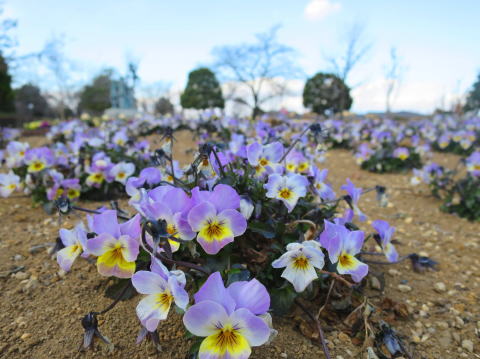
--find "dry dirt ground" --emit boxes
[0,132,479,359]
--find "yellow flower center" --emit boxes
[32,161,45,171]
[297,162,308,172]
[117,172,126,179]
[7,183,16,190]
[339,252,354,268]
[67,188,80,199]
[55,188,64,199]
[205,221,224,238]
[167,223,177,235]
[214,327,241,349]
[293,255,309,270]
[259,158,269,167]
[155,291,174,311]
[278,188,292,199]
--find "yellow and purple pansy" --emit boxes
[86,210,141,278]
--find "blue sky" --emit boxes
[4,0,480,113]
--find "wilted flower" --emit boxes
[341,178,367,222]
[271,241,325,292]
[372,220,398,262]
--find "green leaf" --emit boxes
[248,221,276,239]
[270,285,297,315]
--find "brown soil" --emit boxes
[0,133,479,359]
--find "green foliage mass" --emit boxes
[0,53,15,113]
[180,68,224,110]
[303,72,352,115]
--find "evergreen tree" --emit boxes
[180,68,224,110]
[77,71,112,115]
[464,72,480,112]
[0,53,15,113]
[15,84,51,118]
[303,72,352,115]
[155,97,174,115]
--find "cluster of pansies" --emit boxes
[0,112,457,358]
[410,151,480,221]
[35,116,418,358]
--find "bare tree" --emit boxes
[326,22,372,85]
[325,22,371,115]
[40,35,78,119]
[212,25,301,118]
[384,47,404,114]
[0,3,16,56]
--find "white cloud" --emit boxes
[304,0,341,21]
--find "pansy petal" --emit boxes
[86,233,116,256]
[169,276,189,310]
[119,214,141,240]
[209,184,241,212]
[194,272,235,314]
[183,300,229,337]
[188,202,216,232]
[163,187,192,214]
[132,271,168,294]
[230,308,270,347]
[119,235,140,262]
[218,209,247,236]
[57,245,82,272]
[337,255,368,282]
[344,230,364,255]
[92,210,120,237]
[227,279,270,315]
[282,262,318,292]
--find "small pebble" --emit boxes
[398,284,412,293]
[461,339,473,353]
[434,282,447,293]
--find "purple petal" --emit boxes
[187,201,216,232]
[183,300,229,337]
[246,142,261,165]
[208,184,240,211]
[193,272,235,314]
[263,142,284,162]
[227,279,270,315]
[132,271,168,294]
[230,308,270,346]
[169,276,189,310]
[344,230,364,255]
[319,220,344,263]
[119,235,139,262]
[218,209,247,236]
[162,187,192,214]
[86,233,116,256]
[120,214,141,240]
[92,210,120,237]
